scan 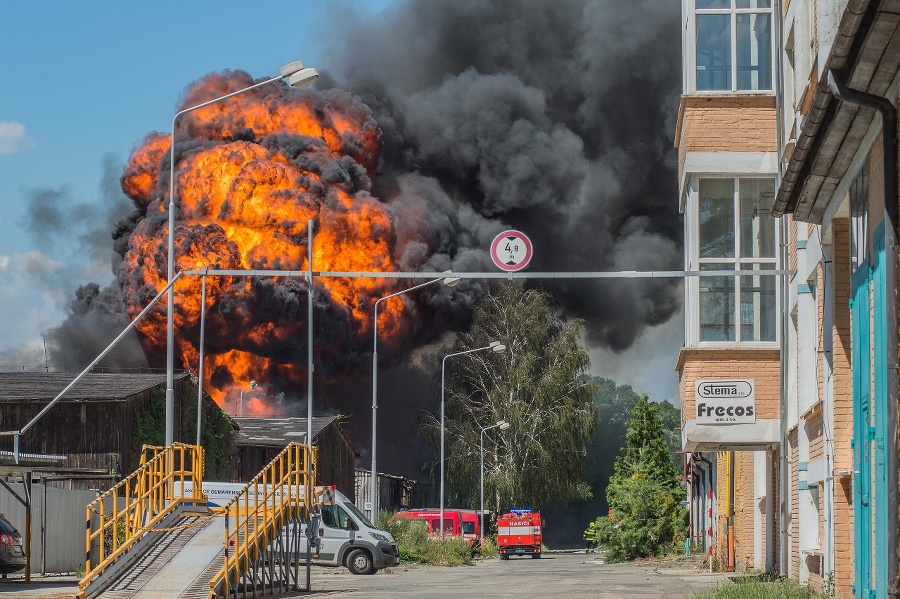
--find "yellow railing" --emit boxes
[210,442,315,598]
[79,443,205,598]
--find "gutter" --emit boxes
[771,0,872,218]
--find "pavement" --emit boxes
[0,573,80,598]
[0,552,732,598]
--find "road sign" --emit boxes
[490,230,533,272]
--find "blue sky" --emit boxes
[0,1,682,403]
[0,0,395,360]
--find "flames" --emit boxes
[119,71,418,414]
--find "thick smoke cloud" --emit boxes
[323,0,683,350]
[17,0,682,479]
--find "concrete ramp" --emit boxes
[100,516,225,599]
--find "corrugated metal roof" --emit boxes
[232,416,335,447]
[0,372,188,402]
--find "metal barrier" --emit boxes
[78,443,205,597]
[210,442,316,598]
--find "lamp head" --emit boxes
[280,61,306,77]
[249,380,257,390]
[490,342,506,353]
[498,420,510,430]
[440,270,461,287]
[287,67,319,89]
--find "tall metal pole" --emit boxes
[370,277,446,520]
[480,426,486,543]
[440,342,504,538]
[307,218,314,473]
[166,73,289,446]
[196,270,208,446]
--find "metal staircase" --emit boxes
[76,442,317,599]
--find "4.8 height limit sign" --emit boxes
[490,230,533,272]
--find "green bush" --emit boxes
[595,468,687,562]
[479,535,499,557]
[381,512,474,566]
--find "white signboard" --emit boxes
[694,379,755,424]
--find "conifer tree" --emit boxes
[596,394,686,561]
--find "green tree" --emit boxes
[425,284,597,512]
[595,394,686,561]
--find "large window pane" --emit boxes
[699,179,735,258]
[740,178,775,259]
[700,264,736,341]
[697,0,730,7]
[736,0,771,8]
[697,15,732,90]
[740,264,776,341]
[736,13,772,90]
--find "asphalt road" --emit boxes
[0,552,733,598]
[297,551,732,598]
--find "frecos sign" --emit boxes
[694,379,755,425]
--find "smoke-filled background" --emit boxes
[0,0,682,478]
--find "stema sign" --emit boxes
[694,379,755,424]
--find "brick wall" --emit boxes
[790,428,799,581]
[831,218,854,599]
[676,95,777,177]
[679,349,780,420]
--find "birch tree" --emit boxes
[425,284,597,512]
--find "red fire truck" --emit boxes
[497,508,542,559]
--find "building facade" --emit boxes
[678,1,900,597]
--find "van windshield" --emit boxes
[343,500,376,529]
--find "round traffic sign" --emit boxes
[490,230,533,272]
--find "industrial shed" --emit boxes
[231,416,359,499]
[0,371,231,489]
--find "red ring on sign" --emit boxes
[490,230,533,272]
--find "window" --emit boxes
[693,0,773,92]
[850,162,869,273]
[698,177,777,342]
[321,504,356,530]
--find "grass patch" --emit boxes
[688,578,830,599]
[379,512,473,566]
[479,535,499,557]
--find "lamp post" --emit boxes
[370,273,459,520]
[440,341,506,538]
[480,419,509,542]
[165,61,318,446]
[239,381,257,418]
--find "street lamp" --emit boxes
[164,61,318,445]
[440,341,506,538]
[239,381,258,418]
[370,273,460,520]
[480,419,510,542]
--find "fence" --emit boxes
[0,482,97,574]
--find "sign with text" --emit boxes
[694,379,755,424]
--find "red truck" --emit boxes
[497,508,542,559]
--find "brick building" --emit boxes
[678,1,900,596]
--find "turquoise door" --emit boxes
[851,261,873,598]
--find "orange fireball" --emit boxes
[119,72,413,414]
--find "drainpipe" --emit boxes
[728,451,736,572]
[826,70,899,598]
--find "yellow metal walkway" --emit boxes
[77,442,317,599]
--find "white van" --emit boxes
[195,482,400,575]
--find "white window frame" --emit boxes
[683,0,776,95]
[684,171,781,347]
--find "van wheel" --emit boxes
[532,552,541,559]
[346,549,375,575]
